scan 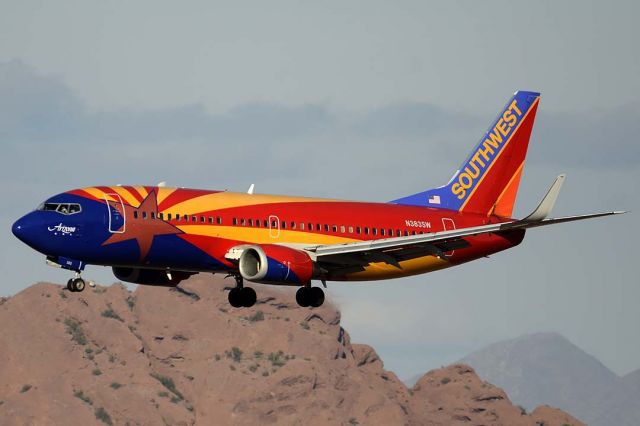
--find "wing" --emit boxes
[305,175,625,273]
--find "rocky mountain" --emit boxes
[460,332,640,426]
[0,275,582,425]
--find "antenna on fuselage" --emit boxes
[157,181,167,187]
[247,184,255,194]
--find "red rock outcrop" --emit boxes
[0,275,584,425]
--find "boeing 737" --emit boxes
[12,91,624,308]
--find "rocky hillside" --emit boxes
[0,275,583,425]
[460,332,640,426]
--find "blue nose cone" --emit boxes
[12,213,40,246]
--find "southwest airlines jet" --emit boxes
[12,91,623,308]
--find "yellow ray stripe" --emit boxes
[83,187,117,202]
[177,225,358,245]
[156,187,177,205]
[132,186,149,200]
[108,186,142,207]
[345,256,450,280]
[460,97,539,212]
[170,192,340,215]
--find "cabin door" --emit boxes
[441,218,456,256]
[105,194,126,234]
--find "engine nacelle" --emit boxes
[238,245,314,285]
[112,267,192,286]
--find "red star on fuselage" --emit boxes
[101,191,182,261]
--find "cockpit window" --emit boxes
[37,203,82,215]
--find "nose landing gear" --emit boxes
[66,273,86,292]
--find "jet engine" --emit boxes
[112,267,193,286]
[238,244,314,285]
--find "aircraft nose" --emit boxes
[12,214,40,245]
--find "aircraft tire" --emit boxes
[296,287,311,307]
[67,279,74,292]
[309,287,325,308]
[72,278,86,292]
[241,287,257,308]
[228,287,244,308]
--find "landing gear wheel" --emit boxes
[241,287,257,308]
[296,287,311,307]
[309,287,325,307]
[228,287,243,308]
[66,279,74,292]
[72,278,86,292]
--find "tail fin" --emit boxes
[392,90,540,217]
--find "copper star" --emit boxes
[101,190,182,261]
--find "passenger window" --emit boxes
[208,217,213,224]
[404,230,409,236]
[175,214,180,221]
[158,212,163,220]
[308,223,313,231]
[271,220,277,227]
[184,215,189,222]
[389,229,393,236]
[364,227,369,235]
[380,229,385,236]
[372,228,377,236]
[340,226,345,233]
[411,230,417,235]
[151,212,156,219]
[134,211,139,219]
[142,212,148,219]
[356,227,361,234]
[291,222,296,229]
[332,225,337,232]
[316,224,321,231]
[300,222,305,230]
[324,224,329,232]
[191,216,197,223]
[396,230,401,237]
[240,218,245,226]
[255,219,260,228]
[282,222,287,229]
[349,226,354,233]
[217,217,222,225]
[264,220,268,227]
[200,216,205,223]
[233,218,237,225]
[167,213,172,221]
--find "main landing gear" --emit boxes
[66,273,86,292]
[228,275,257,308]
[296,286,325,308]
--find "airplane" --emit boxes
[12,91,624,308]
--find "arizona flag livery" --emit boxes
[12,91,623,308]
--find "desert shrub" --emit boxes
[214,354,221,361]
[92,369,102,376]
[249,364,258,372]
[64,318,87,345]
[158,391,169,398]
[110,382,122,390]
[246,311,264,322]
[126,296,136,309]
[268,351,286,367]
[299,321,310,330]
[150,373,183,400]
[101,307,123,322]
[20,384,32,393]
[226,347,242,363]
[254,351,263,359]
[440,377,451,385]
[74,389,93,405]
[94,407,113,425]
[519,405,527,415]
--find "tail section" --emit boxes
[392,90,540,217]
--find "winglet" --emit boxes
[522,174,566,222]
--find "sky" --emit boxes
[1,0,638,380]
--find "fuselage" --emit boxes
[12,185,524,283]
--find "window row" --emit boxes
[133,211,222,224]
